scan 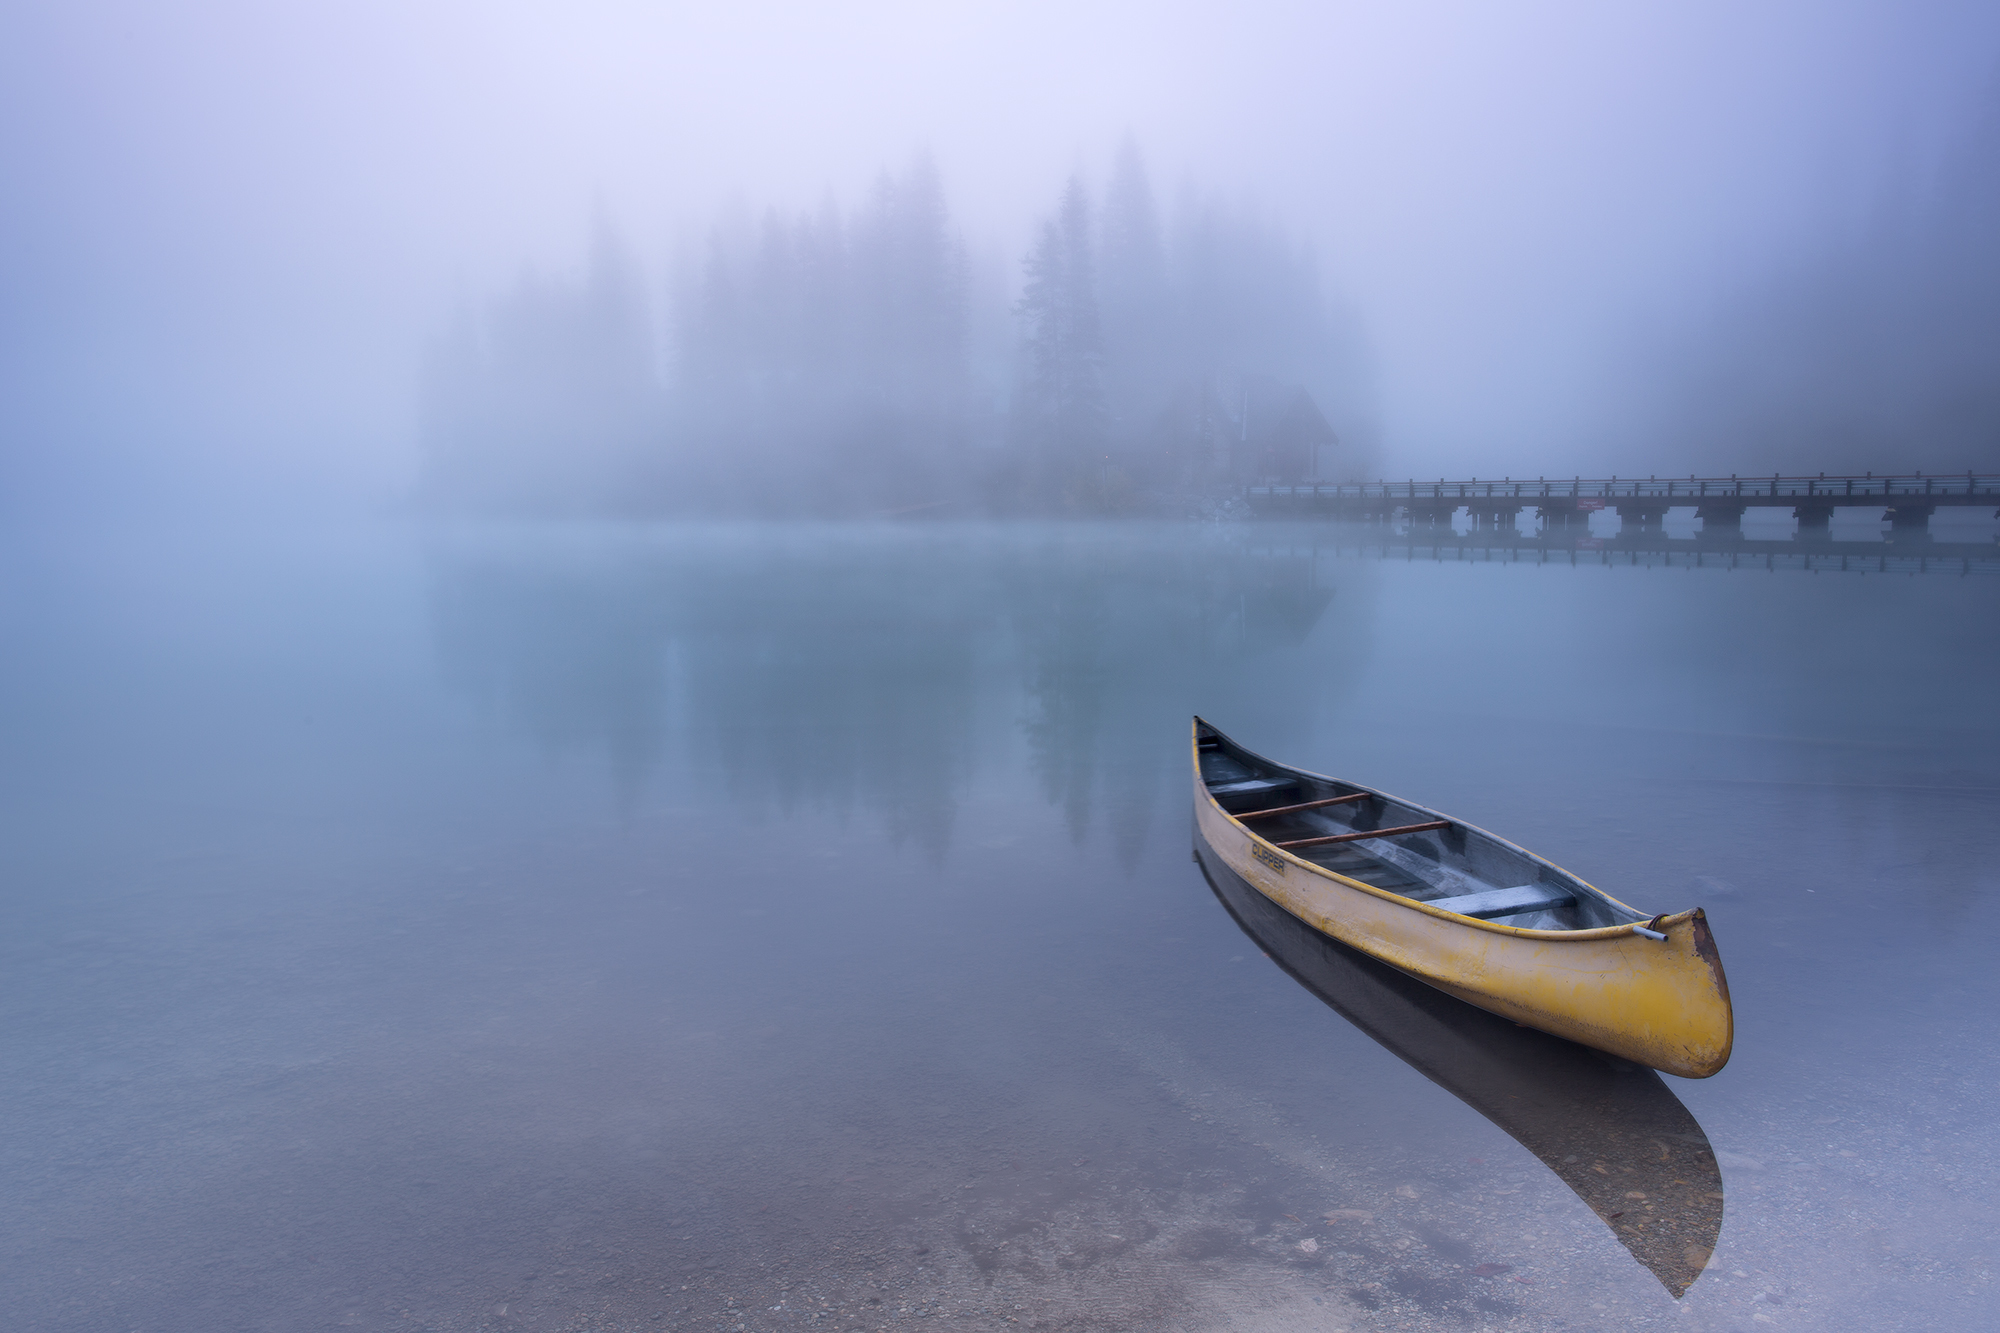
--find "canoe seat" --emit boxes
[1424,884,1573,920]
[1207,777,1296,797]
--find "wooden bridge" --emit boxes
[1247,472,2000,532]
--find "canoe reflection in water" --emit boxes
[1196,841,1724,1298]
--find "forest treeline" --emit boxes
[1637,77,2000,471]
[420,146,1373,516]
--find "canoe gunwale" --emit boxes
[1193,717,1671,941]
[1192,716,1734,1078]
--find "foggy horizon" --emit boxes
[7,8,2000,1330]
[3,0,1999,515]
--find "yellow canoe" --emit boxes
[1193,718,1733,1078]
[1199,839,1724,1295]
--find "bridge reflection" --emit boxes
[1251,521,2000,576]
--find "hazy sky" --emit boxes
[3,0,1997,508]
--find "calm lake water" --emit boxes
[5,518,1998,1333]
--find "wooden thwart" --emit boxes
[1275,819,1450,850]
[1206,777,1295,797]
[1424,883,1573,920]
[1234,792,1370,821]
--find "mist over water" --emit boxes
[6,518,2000,1332]
[4,4,2000,1332]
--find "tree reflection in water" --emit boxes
[425,523,1354,861]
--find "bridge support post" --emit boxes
[1794,504,1834,535]
[1469,504,1523,532]
[1696,503,1745,535]
[1616,503,1669,530]
[1538,502,1589,529]
[1885,503,1935,532]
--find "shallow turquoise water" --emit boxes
[3,519,1997,1333]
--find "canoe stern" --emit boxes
[1191,720,1734,1079]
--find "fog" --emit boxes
[418,152,1366,515]
[3,0,1998,515]
[10,11,2000,1328]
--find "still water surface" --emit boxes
[4,520,1998,1333]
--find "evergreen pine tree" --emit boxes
[1099,138,1171,437]
[1015,176,1110,509]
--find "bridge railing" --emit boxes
[1246,473,2000,502]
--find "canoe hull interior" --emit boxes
[1192,719,1733,1079]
